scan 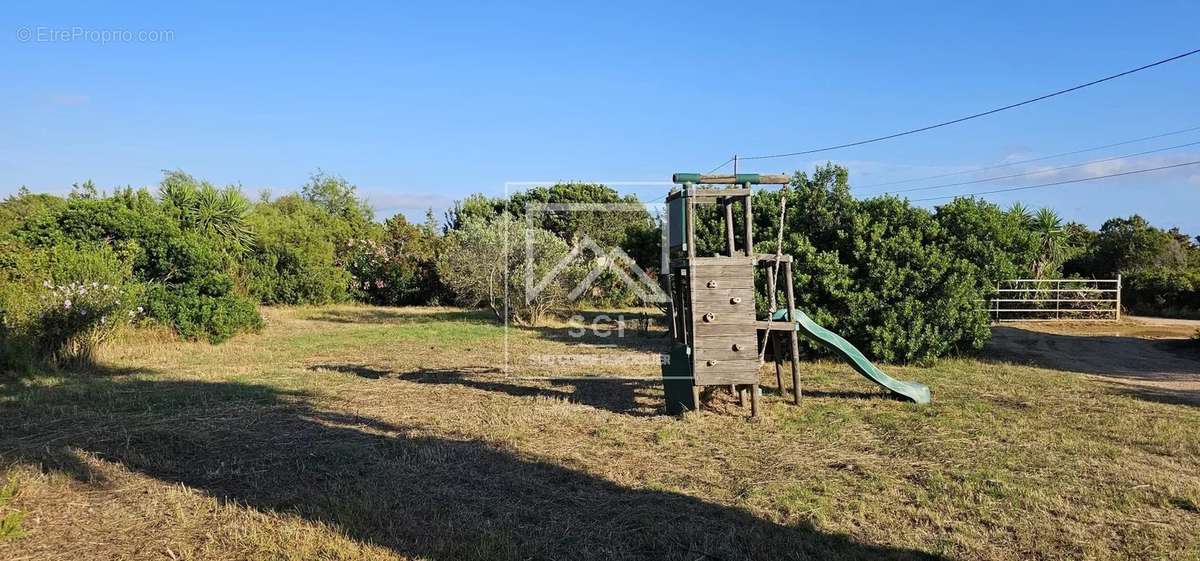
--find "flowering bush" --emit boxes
[36,280,142,366]
[0,242,142,371]
[339,237,434,306]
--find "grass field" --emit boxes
[2,306,1199,560]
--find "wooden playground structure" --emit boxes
[661,172,799,417]
[660,172,931,417]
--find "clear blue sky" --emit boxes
[3,1,1199,232]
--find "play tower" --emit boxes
[660,172,931,418]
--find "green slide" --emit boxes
[770,309,931,404]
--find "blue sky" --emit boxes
[3,1,1199,232]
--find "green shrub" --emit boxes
[0,477,28,541]
[35,279,142,366]
[1,243,141,370]
[342,237,426,305]
[750,165,990,363]
[438,216,582,325]
[342,214,443,306]
[1122,268,1200,319]
[143,284,262,343]
[9,182,264,342]
[137,233,263,342]
[243,194,353,305]
[933,197,1038,288]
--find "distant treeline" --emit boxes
[2,164,1197,370]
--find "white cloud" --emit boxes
[363,191,456,219]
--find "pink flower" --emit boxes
[63,299,72,309]
[375,280,385,289]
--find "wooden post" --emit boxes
[772,333,784,395]
[691,385,701,412]
[724,198,736,256]
[685,186,696,260]
[742,184,753,257]
[738,385,748,407]
[784,261,801,404]
[750,384,761,418]
[765,264,785,395]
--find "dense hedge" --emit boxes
[1066,215,1200,319]
[0,172,445,369]
[745,166,990,363]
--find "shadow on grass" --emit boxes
[985,326,1200,408]
[985,326,1200,379]
[308,364,661,417]
[521,312,671,354]
[0,376,945,560]
[309,363,394,379]
[802,389,900,401]
[1102,382,1200,408]
[397,367,660,417]
[305,308,497,325]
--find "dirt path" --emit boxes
[1127,315,1200,328]
[986,319,1200,405]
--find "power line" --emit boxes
[910,160,1200,203]
[858,124,1200,189]
[708,157,735,174]
[873,138,1200,196]
[715,48,1200,166]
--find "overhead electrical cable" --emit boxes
[873,139,1200,195]
[858,124,1200,189]
[704,47,1200,170]
[910,160,1200,202]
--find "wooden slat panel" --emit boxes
[694,342,756,362]
[691,287,753,305]
[692,314,756,330]
[756,320,798,332]
[689,188,751,199]
[693,322,758,337]
[693,308,755,328]
[694,359,760,385]
[689,256,754,267]
[692,277,755,290]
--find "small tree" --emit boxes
[301,170,375,233]
[438,216,581,326]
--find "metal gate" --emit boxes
[986,276,1121,322]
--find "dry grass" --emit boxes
[2,305,1199,560]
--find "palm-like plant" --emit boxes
[1029,207,1066,279]
[1006,202,1033,226]
[159,171,254,252]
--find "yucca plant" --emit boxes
[159,171,254,252]
[1030,207,1067,279]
